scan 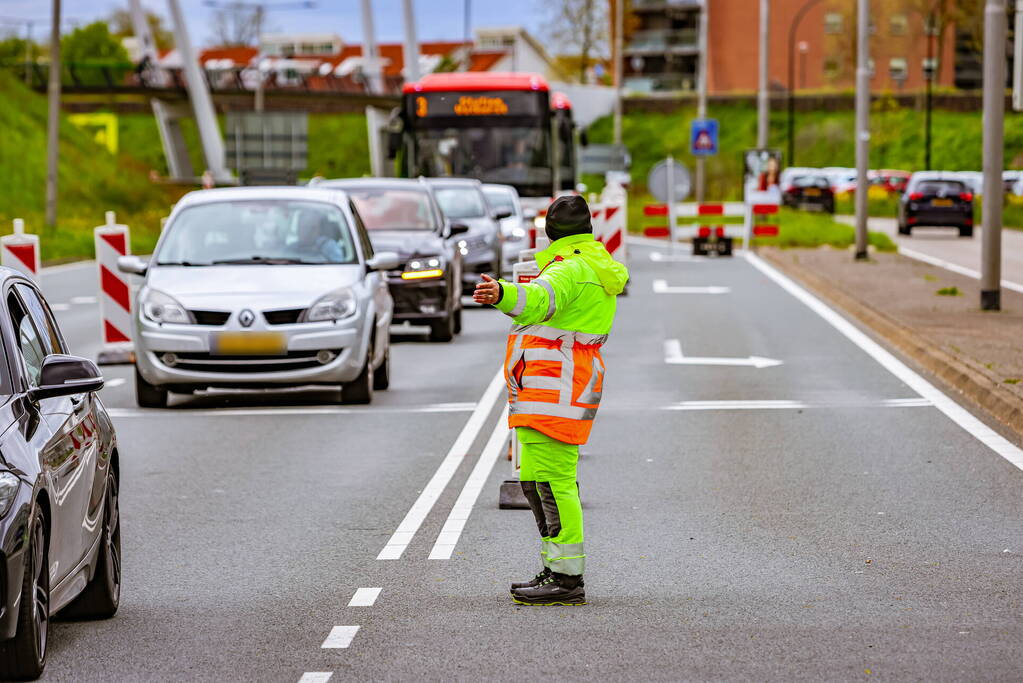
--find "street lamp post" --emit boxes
[787,0,825,167]
[924,13,935,169]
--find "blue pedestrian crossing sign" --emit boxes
[691,118,718,156]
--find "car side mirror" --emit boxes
[28,354,104,402]
[117,255,148,276]
[367,251,400,271]
[449,222,470,236]
[494,210,513,221]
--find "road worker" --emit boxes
[473,194,629,606]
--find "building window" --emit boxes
[824,56,841,79]
[889,57,908,82]
[890,14,908,36]
[922,57,939,80]
[923,15,939,36]
[868,58,875,78]
[824,13,843,34]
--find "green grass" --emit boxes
[759,208,896,251]
[0,72,181,260]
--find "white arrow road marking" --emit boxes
[298,674,333,683]
[663,339,783,369]
[321,625,360,649]
[70,296,97,304]
[649,252,710,263]
[653,280,730,294]
[348,587,382,607]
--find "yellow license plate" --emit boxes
[804,189,821,196]
[211,332,286,356]
[932,198,953,207]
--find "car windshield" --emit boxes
[793,176,829,189]
[483,188,517,215]
[156,200,358,266]
[434,187,487,219]
[348,189,438,231]
[916,180,965,195]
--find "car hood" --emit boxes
[145,264,363,309]
[368,230,445,260]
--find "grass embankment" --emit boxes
[764,208,895,251]
[0,72,182,261]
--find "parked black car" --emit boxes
[782,174,835,213]
[898,173,975,237]
[423,178,510,293]
[0,270,119,680]
[323,178,467,342]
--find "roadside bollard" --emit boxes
[1,219,40,281]
[95,212,135,365]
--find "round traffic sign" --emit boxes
[648,159,691,203]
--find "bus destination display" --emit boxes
[409,91,542,119]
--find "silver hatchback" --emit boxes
[118,187,398,407]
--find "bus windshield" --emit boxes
[411,126,551,193]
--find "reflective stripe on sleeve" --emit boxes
[508,283,528,317]
[537,279,557,322]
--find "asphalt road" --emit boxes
[25,244,1023,681]
[837,214,1023,288]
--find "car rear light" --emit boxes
[909,192,924,200]
[907,216,917,224]
[960,192,973,201]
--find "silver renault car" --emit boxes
[118,187,398,408]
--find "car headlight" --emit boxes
[141,289,194,324]
[304,287,357,322]
[402,257,445,280]
[0,471,20,518]
[534,215,546,229]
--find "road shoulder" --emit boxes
[761,246,1023,443]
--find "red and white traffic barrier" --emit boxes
[95,212,135,365]
[641,201,780,256]
[2,219,40,280]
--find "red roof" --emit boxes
[551,91,572,110]
[467,51,506,72]
[318,41,468,77]
[403,72,549,94]
[198,46,259,64]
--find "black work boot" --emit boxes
[511,572,586,606]
[510,567,551,592]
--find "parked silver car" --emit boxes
[118,187,398,408]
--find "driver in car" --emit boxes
[293,212,344,263]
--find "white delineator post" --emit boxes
[2,219,41,280]
[95,211,135,365]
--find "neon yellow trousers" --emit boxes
[516,427,584,575]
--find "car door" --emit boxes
[9,285,97,582]
[350,201,391,361]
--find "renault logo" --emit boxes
[239,309,255,327]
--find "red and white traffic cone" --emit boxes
[1,219,40,281]
[95,212,135,365]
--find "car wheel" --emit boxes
[135,368,167,408]
[453,305,463,335]
[959,226,974,237]
[429,313,455,343]
[61,471,120,620]
[342,354,373,405]
[898,222,911,236]
[372,345,390,391]
[0,507,49,681]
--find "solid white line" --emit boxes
[898,246,1023,294]
[298,674,333,683]
[105,402,477,418]
[429,406,510,560]
[653,280,730,294]
[746,252,1023,472]
[377,368,506,560]
[348,587,382,607]
[321,625,360,649]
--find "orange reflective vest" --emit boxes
[503,324,607,445]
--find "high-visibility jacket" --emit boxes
[495,233,629,444]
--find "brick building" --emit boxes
[613,0,958,94]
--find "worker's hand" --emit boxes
[473,273,501,305]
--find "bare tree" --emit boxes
[543,0,609,83]
[211,4,264,47]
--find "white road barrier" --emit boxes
[2,218,40,280]
[94,212,135,365]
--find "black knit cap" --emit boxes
[545,195,592,242]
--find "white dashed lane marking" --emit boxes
[321,625,360,649]
[298,673,333,682]
[70,296,97,304]
[348,587,382,607]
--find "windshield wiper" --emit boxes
[211,256,314,265]
[155,260,208,266]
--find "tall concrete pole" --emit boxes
[361,0,383,94]
[757,0,770,148]
[45,0,61,228]
[402,0,420,83]
[167,0,229,182]
[981,0,1007,310]
[612,0,623,145]
[853,0,870,260]
[695,0,709,202]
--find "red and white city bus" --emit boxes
[397,72,579,217]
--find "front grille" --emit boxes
[163,349,342,374]
[190,310,231,326]
[263,308,305,325]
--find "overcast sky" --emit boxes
[0,0,548,47]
